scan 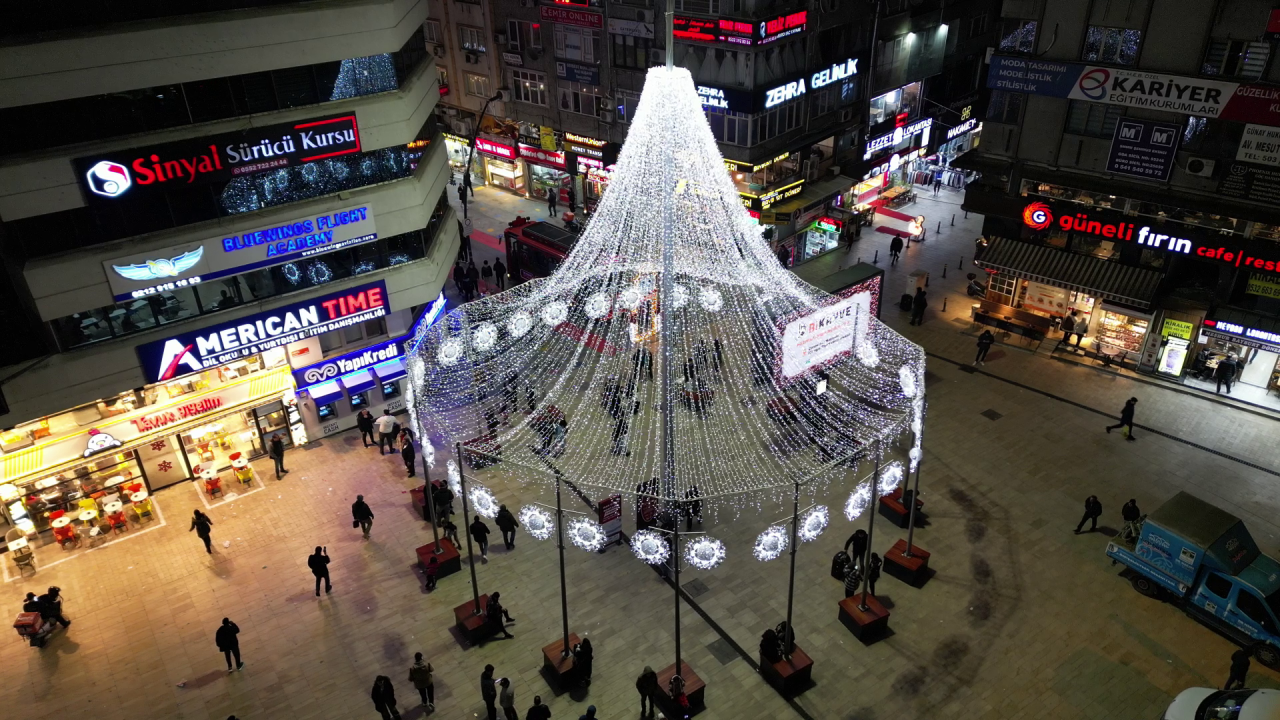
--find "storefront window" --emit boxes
[529,164,570,204]
[1096,308,1150,359]
[3,451,146,534]
[868,82,920,127]
[178,408,266,474]
[485,157,526,193]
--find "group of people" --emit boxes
[453,258,507,301]
[1073,495,1142,537]
[368,652,437,719]
[837,529,882,598]
[466,504,521,560]
[21,586,70,634]
[356,408,419,477]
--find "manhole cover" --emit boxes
[980,409,1002,421]
[682,578,710,599]
[706,637,738,665]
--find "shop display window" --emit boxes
[382,381,402,399]
[350,392,370,411]
[178,409,264,474]
[317,403,338,421]
[1097,310,1149,356]
[5,451,144,533]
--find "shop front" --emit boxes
[563,132,618,214]
[520,144,571,206]
[863,118,932,191]
[476,137,525,195]
[294,336,409,439]
[443,132,484,186]
[1198,310,1280,394]
[766,175,855,263]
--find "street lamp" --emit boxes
[460,92,505,218]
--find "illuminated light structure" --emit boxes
[406,64,924,685]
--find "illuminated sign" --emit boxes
[864,118,933,158]
[814,217,843,233]
[674,16,754,45]
[293,337,404,387]
[699,85,730,109]
[1203,318,1280,353]
[131,396,224,433]
[564,132,606,159]
[475,137,518,160]
[759,11,807,44]
[759,179,805,209]
[765,79,807,108]
[83,429,123,458]
[947,118,979,140]
[74,114,360,201]
[137,281,389,382]
[810,58,858,89]
[519,143,566,169]
[540,5,603,29]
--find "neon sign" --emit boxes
[759,11,806,44]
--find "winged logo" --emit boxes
[113,247,204,282]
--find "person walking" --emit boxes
[487,592,515,638]
[423,556,440,591]
[867,552,882,596]
[889,235,903,265]
[471,515,492,558]
[481,665,499,720]
[499,678,518,720]
[268,433,288,478]
[434,483,455,520]
[408,652,435,710]
[353,494,375,538]
[546,186,558,217]
[1121,498,1142,542]
[375,409,397,454]
[1074,495,1103,534]
[493,258,507,290]
[1065,309,1083,346]
[458,183,469,219]
[573,637,593,687]
[495,504,519,550]
[190,509,214,554]
[577,706,597,720]
[216,618,243,672]
[843,563,864,598]
[467,261,481,298]
[357,409,376,447]
[1216,354,1238,394]
[401,432,416,478]
[975,329,995,365]
[372,675,401,720]
[776,245,791,268]
[308,546,331,596]
[525,695,551,720]
[636,666,659,718]
[843,528,868,572]
[37,587,70,628]
[481,260,494,291]
[932,172,943,195]
[567,185,577,214]
[462,216,474,259]
[1056,312,1076,350]
[1104,397,1138,441]
[1225,646,1252,690]
[909,288,928,326]
[454,261,468,296]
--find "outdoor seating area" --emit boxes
[5,485,158,574]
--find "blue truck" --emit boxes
[1107,491,1280,669]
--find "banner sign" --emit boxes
[74,114,360,201]
[1161,318,1195,340]
[137,281,388,382]
[779,293,871,379]
[556,60,601,86]
[1203,318,1280,353]
[1246,274,1280,299]
[1106,118,1181,181]
[606,18,653,38]
[518,143,566,169]
[293,336,404,388]
[597,493,622,547]
[540,5,603,29]
[474,137,517,160]
[1236,124,1280,167]
[1219,161,1280,204]
[103,205,376,301]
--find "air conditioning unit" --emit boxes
[495,31,507,45]
[638,9,653,22]
[600,109,615,123]
[1186,157,1216,177]
[444,107,459,117]
[465,52,478,64]
[649,48,665,64]
[838,108,853,123]
[432,45,446,58]
[498,89,511,102]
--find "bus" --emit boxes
[502,217,578,284]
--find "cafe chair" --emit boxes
[205,477,223,499]
[132,498,154,522]
[54,524,80,550]
[108,511,129,534]
[77,497,98,514]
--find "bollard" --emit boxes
[936,221,941,234]
[857,257,862,264]
[925,272,930,287]
[964,210,969,219]
[951,214,955,226]
[942,297,947,312]
[942,264,947,278]
[874,249,879,263]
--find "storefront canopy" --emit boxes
[308,380,343,406]
[768,175,855,219]
[975,236,1162,309]
[339,370,377,395]
[372,359,406,382]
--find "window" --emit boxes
[811,88,836,119]
[465,72,491,98]
[1082,26,1140,66]
[438,66,449,88]
[559,83,601,117]
[613,33,655,70]
[969,14,988,38]
[460,25,487,53]
[508,20,543,51]
[756,99,804,143]
[617,89,641,123]
[1238,590,1277,632]
[998,19,1036,53]
[1204,573,1232,598]
[868,82,920,126]
[511,69,549,106]
[1065,100,1122,138]
[425,19,443,45]
[705,108,751,146]
[555,25,601,63]
[989,275,1017,303]
[986,90,1024,124]
[1203,39,1271,79]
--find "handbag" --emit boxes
[352,520,360,528]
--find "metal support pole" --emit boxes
[556,472,571,657]
[660,2,681,679]
[462,94,502,219]
[783,480,799,658]
[905,421,925,557]
[673,515,682,674]
[859,443,883,611]
[456,442,482,615]
[873,249,878,263]
[423,450,442,552]
[665,0,675,69]
[951,214,955,226]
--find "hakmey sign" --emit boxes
[130,397,224,433]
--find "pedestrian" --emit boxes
[401,432,416,478]
[424,556,440,591]
[353,494,375,538]
[434,483,455,520]
[526,695,551,720]
[375,409,397,454]
[408,652,435,710]
[499,678,518,720]
[1066,309,1083,345]
[1225,646,1252,690]
[481,665,499,720]
[1074,495,1103,534]
[578,706,597,720]
[933,173,942,194]
[372,675,401,720]
[467,261,480,295]
[22,592,41,613]
[495,504,519,550]
[567,184,577,214]
[462,216,474,258]
[269,433,288,478]
[308,545,331,596]
[547,186,558,217]
[37,586,70,628]
[458,183,469,218]
[975,329,994,365]
[573,637,593,686]
[890,235,903,265]
[1104,397,1138,441]
[464,171,475,198]
[481,260,494,290]
[357,409,376,447]
[443,518,460,547]
[867,552,882,596]
[1121,498,1142,542]
[1216,354,1238,394]
[454,261,468,295]
[843,528,868,571]
[683,484,703,531]
[636,666,659,718]
[190,509,214,554]
[471,515,491,558]
[494,257,507,290]
[776,245,790,268]
[1056,311,1076,350]
[215,618,243,672]
[843,563,863,598]
[909,287,928,325]
[487,591,515,638]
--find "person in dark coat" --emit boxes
[636,666,659,718]
[975,329,995,365]
[1225,646,1252,690]
[37,587,70,628]
[481,665,499,720]
[268,433,288,478]
[760,628,783,664]
[407,652,434,710]
[471,516,492,558]
[843,528,868,571]
[1104,397,1138,440]
[867,552,882,595]
[190,509,214,554]
[1215,354,1239,394]
[495,505,520,550]
[454,261,467,295]
[573,637,593,686]
[400,432,416,478]
[308,546,331,596]
[1121,498,1142,541]
[525,695,551,720]
[890,235,904,265]
[434,484,455,520]
[353,494,375,538]
[481,260,494,290]
[467,262,481,296]
[356,409,375,447]
[216,618,243,672]
[493,258,507,290]
[567,184,577,214]
[776,245,791,268]
[547,186,558,216]
[487,592,515,638]
[843,564,864,598]
[909,288,928,325]
[372,675,401,720]
[1074,495,1103,534]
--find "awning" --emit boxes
[307,380,344,406]
[768,175,856,218]
[975,237,1162,309]
[340,370,377,395]
[372,359,406,382]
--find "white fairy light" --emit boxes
[508,310,534,338]
[899,365,918,397]
[684,535,727,570]
[584,292,612,319]
[567,517,608,552]
[878,461,904,495]
[698,286,723,312]
[446,459,461,495]
[423,442,435,469]
[473,322,498,351]
[519,505,554,541]
[844,483,872,521]
[753,525,788,561]
[437,338,463,365]
[670,283,690,309]
[909,445,922,473]
[619,286,645,309]
[857,340,880,368]
[798,505,829,542]
[630,529,670,564]
[469,486,499,518]
[541,301,569,326]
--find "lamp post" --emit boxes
[456,442,482,615]
[859,443,882,611]
[461,93,505,218]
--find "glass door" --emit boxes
[254,401,293,450]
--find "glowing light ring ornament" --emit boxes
[684,535,727,570]
[798,505,829,542]
[618,287,645,309]
[878,461,905,495]
[519,505,554,541]
[753,525,788,561]
[584,292,612,319]
[472,322,498,352]
[670,283,690,309]
[446,459,461,495]
[437,338,464,366]
[899,365,919,398]
[541,301,569,326]
[844,483,872,521]
[630,529,670,565]
[469,486,499,518]
[698,287,723,312]
[909,445,922,473]
[424,442,435,469]
[857,340,880,368]
[567,517,608,552]
[507,310,534,339]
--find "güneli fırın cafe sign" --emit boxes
[1020,198,1280,275]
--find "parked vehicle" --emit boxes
[1163,688,1280,720]
[1107,492,1280,668]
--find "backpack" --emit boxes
[831,550,851,580]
